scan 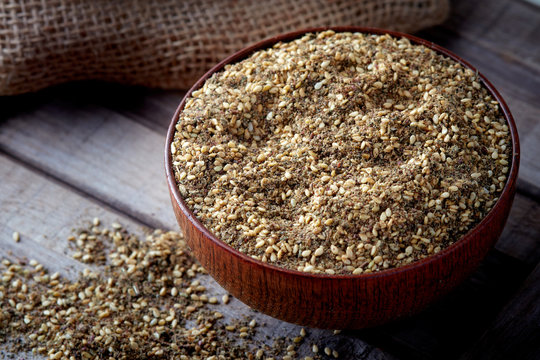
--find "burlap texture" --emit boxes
[0,0,449,95]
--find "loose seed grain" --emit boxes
[172,30,511,274]
[1,221,314,359]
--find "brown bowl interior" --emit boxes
[165,26,520,329]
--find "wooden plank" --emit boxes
[0,154,391,359]
[518,114,540,200]
[0,154,123,280]
[439,0,540,73]
[496,194,540,266]
[0,98,176,230]
[459,262,540,360]
[32,82,185,133]
[103,87,185,132]
[353,249,532,360]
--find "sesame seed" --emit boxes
[172,31,511,275]
[1,221,286,358]
[301,250,312,257]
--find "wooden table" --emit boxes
[1,0,539,358]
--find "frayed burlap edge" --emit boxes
[0,0,449,95]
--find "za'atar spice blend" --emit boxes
[171,31,511,275]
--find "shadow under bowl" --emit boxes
[165,26,520,329]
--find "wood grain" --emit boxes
[0,153,156,275]
[0,98,176,230]
[459,262,540,360]
[436,0,540,72]
[495,194,540,266]
[353,250,533,360]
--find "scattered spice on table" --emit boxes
[0,221,327,359]
[171,30,511,274]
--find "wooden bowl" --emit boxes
[165,27,520,329]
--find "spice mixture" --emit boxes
[171,31,511,274]
[1,221,330,359]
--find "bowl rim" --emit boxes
[165,26,520,281]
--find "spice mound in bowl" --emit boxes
[166,28,518,328]
[170,30,511,275]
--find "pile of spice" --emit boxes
[171,30,511,274]
[0,221,329,359]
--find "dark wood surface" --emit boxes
[1,0,539,358]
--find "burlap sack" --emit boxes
[0,0,449,95]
